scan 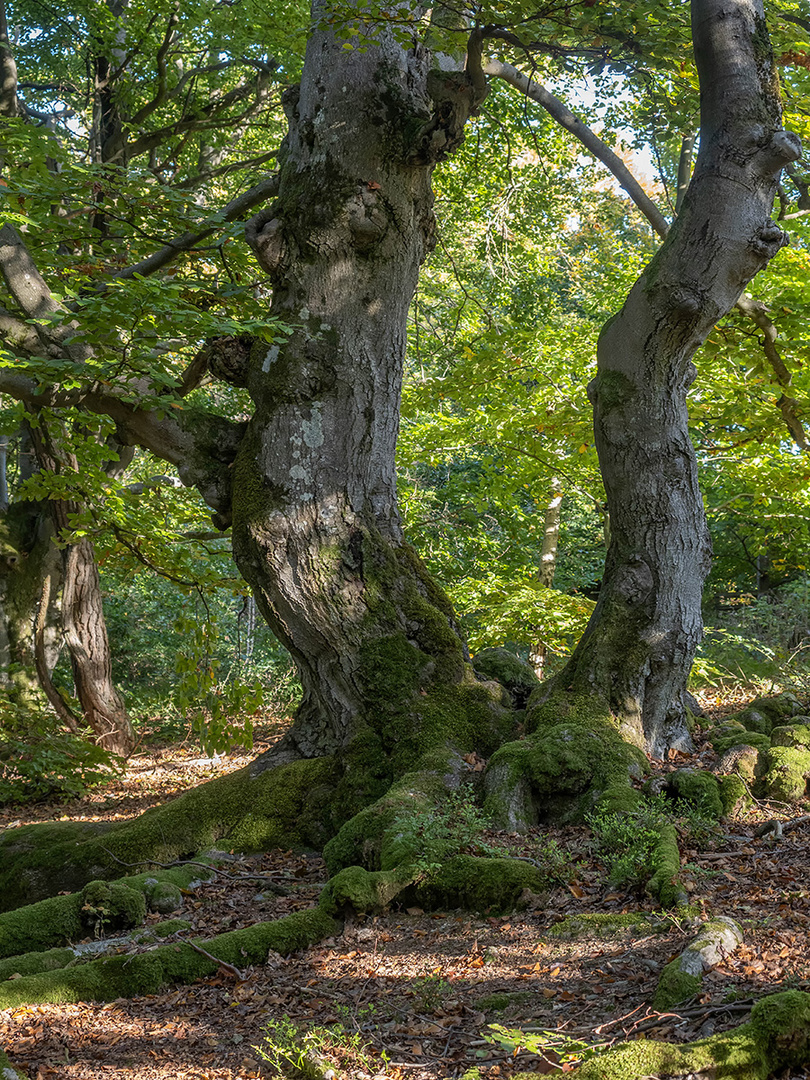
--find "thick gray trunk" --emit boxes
[554,0,801,756]
[233,6,488,768]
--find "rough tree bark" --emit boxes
[27,421,136,756]
[540,0,801,755]
[232,9,496,788]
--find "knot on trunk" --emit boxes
[750,219,788,259]
[613,556,653,607]
[347,183,389,251]
[208,334,253,388]
[245,211,287,277]
[754,129,802,176]
[404,70,488,165]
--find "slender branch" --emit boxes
[108,172,280,283]
[735,293,808,449]
[0,223,62,320]
[0,0,19,119]
[482,57,670,239]
[128,6,180,126]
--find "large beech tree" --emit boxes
[2,7,810,1068]
[0,0,802,768]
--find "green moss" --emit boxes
[750,692,803,721]
[0,757,339,909]
[652,960,702,1010]
[707,720,747,746]
[719,774,753,816]
[595,780,643,814]
[0,1045,28,1079]
[477,990,533,1012]
[319,865,415,915]
[647,823,683,907]
[143,880,183,914]
[771,723,810,750]
[757,746,810,803]
[0,866,208,958]
[713,731,771,756]
[547,912,667,941]
[132,918,192,942]
[0,907,338,1009]
[323,752,456,873]
[749,990,810,1066]
[573,991,810,1080]
[412,854,545,913]
[668,769,723,820]
[0,945,78,982]
[81,880,147,935]
[484,704,646,827]
[472,648,539,707]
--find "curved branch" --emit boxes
[482,57,670,239]
[0,369,245,522]
[108,172,279,284]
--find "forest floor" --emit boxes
[1,694,809,1080]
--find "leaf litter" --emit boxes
[1,709,809,1080]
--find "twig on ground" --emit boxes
[99,845,279,882]
[183,939,246,980]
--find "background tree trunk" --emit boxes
[551,0,801,755]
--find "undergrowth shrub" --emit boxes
[0,710,122,804]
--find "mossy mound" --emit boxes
[666,768,723,819]
[0,756,340,910]
[0,866,208,958]
[724,693,805,740]
[477,990,533,1012]
[411,855,545,913]
[771,722,810,751]
[757,745,810,803]
[573,990,810,1079]
[472,647,539,708]
[653,916,743,1010]
[546,912,668,941]
[0,907,338,1009]
[483,698,647,829]
[719,774,753,815]
[323,748,469,874]
[712,731,771,757]
[0,1046,28,1079]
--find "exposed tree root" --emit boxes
[562,989,810,1080]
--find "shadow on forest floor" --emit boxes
[1,703,809,1080]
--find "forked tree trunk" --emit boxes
[27,422,136,756]
[552,0,801,755]
[233,7,491,776]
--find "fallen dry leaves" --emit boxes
[1,706,810,1079]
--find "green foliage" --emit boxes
[254,1015,387,1079]
[392,785,505,880]
[0,703,122,805]
[586,797,668,888]
[486,1023,606,1067]
[411,974,453,1014]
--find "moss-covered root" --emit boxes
[646,822,685,907]
[570,990,810,1080]
[0,866,208,959]
[0,908,338,1010]
[0,756,338,910]
[653,916,743,1010]
[0,1045,29,1080]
